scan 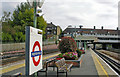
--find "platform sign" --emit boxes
[25,26,43,75]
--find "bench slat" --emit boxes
[55,58,73,71]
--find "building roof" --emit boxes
[75,35,98,42]
[47,22,56,27]
[63,28,119,35]
[75,35,97,40]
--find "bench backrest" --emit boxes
[55,58,66,69]
[43,60,47,68]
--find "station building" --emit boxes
[61,26,120,49]
[45,22,62,40]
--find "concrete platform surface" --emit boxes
[1,49,119,77]
[37,49,98,76]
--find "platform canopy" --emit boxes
[74,35,98,42]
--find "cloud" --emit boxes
[0,3,2,18]
[94,0,118,9]
[1,2,21,18]
[0,0,27,17]
[0,0,118,30]
[43,0,117,30]
[98,13,117,19]
[1,0,26,2]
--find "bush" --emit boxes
[76,49,82,57]
[57,53,64,58]
[58,37,77,53]
[56,52,78,60]
[76,49,85,57]
[80,49,85,54]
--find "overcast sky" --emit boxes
[1,0,119,30]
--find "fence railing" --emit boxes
[1,40,56,52]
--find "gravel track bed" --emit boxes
[96,50,120,61]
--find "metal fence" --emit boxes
[2,41,57,52]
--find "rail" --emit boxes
[93,50,120,75]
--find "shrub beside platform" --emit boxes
[65,54,84,67]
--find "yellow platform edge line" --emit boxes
[95,57,109,77]
[0,53,60,74]
[90,49,109,77]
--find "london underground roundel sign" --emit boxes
[25,26,43,75]
[31,41,41,66]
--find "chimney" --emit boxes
[94,26,96,29]
[117,27,118,30]
[79,25,83,29]
[101,26,103,29]
[51,22,53,24]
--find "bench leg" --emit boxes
[66,72,67,77]
[45,71,47,77]
[70,67,72,72]
[53,60,55,71]
[57,67,59,77]
[37,72,39,76]
[53,66,55,71]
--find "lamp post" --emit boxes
[79,25,83,49]
[26,0,44,76]
[75,26,76,38]
[34,0,37,28]
[27,0,44,28]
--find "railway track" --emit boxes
[1,49,59,59]
[2,53,25,59]
[1,50,59,65]
[94,50,120,75]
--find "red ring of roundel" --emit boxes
[32,41,41,66]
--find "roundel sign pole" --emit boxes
[25,26,43,76]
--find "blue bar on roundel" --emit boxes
[31,51,42,57]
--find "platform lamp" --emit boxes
[27,0,44,28]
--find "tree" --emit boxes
[11,2,47,34]
[37,16,47,35]
[1,2,47,43]
[0,11,11,23]
[13,32,25,42]
[2,33,13,42]
[11,4,33,33]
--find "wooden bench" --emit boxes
[38,58,56,76]
[55,58,73,77]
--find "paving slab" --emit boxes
[68,49,98,75]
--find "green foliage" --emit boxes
[2,25,12,34]
[58,53,64,58]
[13,32,25,42]
[57,52,78,60]
[76,49,82,57]
[58,37,77,53]
[37,16,47,35]
[0,11,11,23]
[12,2,47,33]
[2,33,13,42]
[1,2,47,43]
[12,7,34,33]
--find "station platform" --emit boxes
[1,52,60,75]
[37,48,119,77]
[1,49,119,77]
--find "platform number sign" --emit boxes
[25,26,43,75]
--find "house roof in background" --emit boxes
[63,28,119,35]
